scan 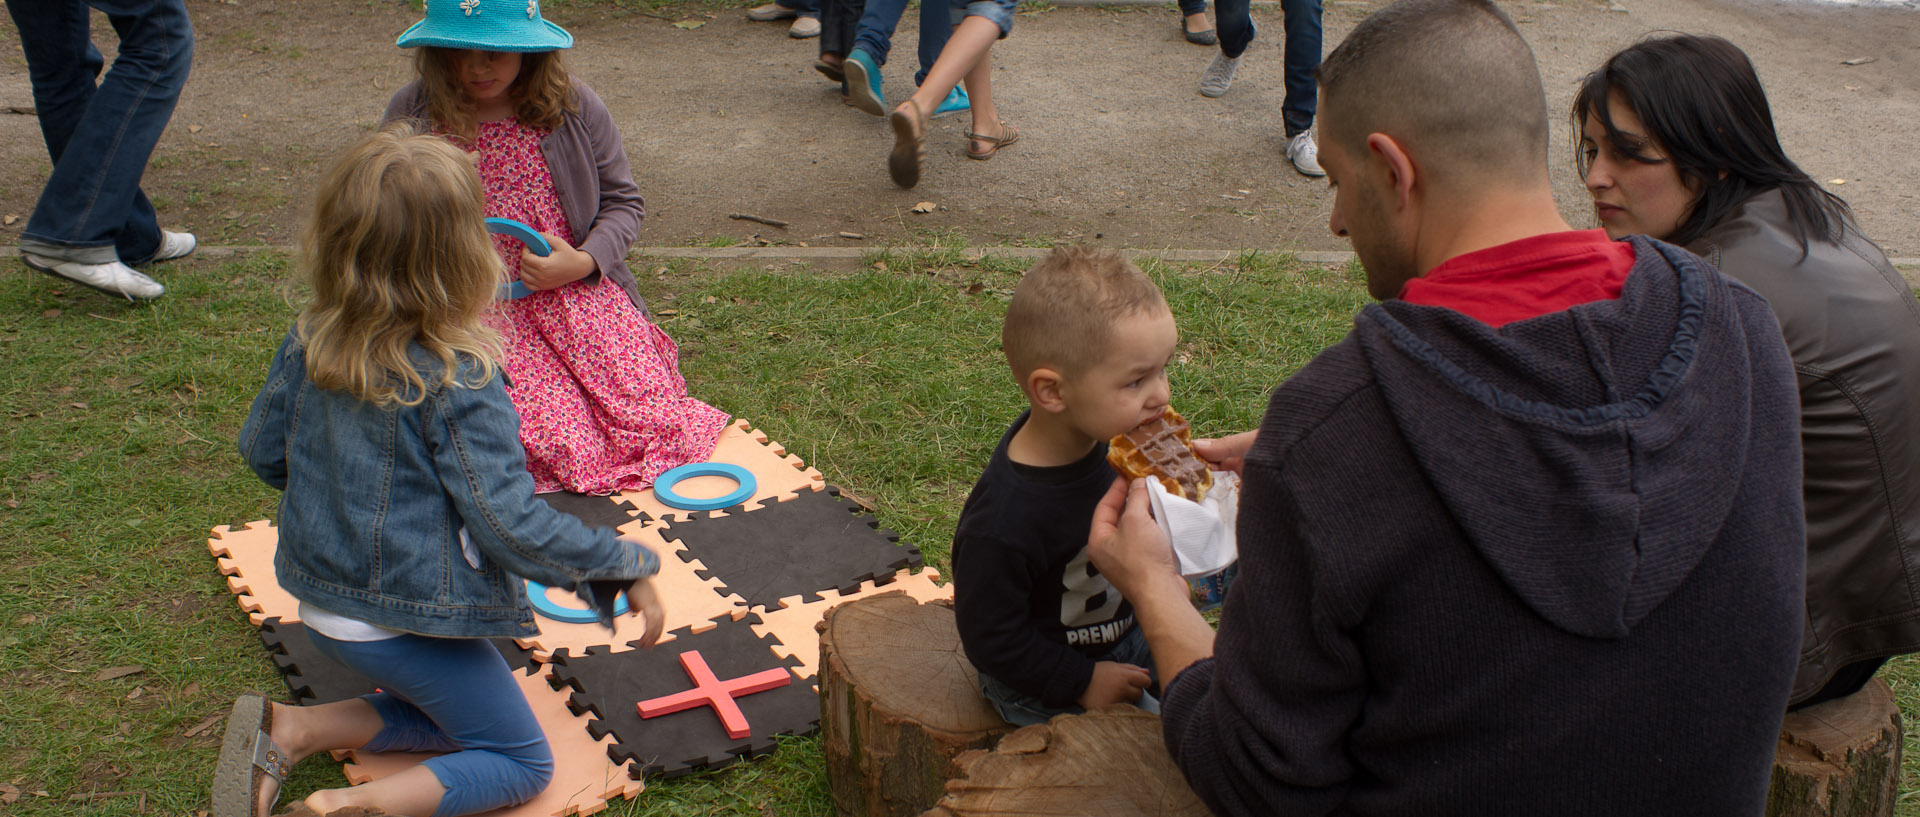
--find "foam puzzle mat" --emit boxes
[208,419,952,817]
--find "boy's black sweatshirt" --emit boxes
[951,413,1134,708]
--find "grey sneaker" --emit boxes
[788,15,821,37]
[153,229,197,263]
[1287,132,1325,177]
[746,2,797,20]
[1199,52,1243,98]
[22,254,165,300]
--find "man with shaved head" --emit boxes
[1089,1,1806,813]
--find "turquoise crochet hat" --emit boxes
[397,0,574,52]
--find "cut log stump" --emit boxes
[1767,677,1903,817]
[820,592,1015,817]
[922,707,1209,817]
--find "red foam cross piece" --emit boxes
[636,650,793,740]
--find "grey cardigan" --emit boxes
[382,79,648,312]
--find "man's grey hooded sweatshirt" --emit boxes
[1160,237,1805,816]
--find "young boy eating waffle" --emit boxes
[953,245,1194,726]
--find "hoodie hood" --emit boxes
[1354,237,1761,639]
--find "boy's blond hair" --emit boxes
[1002,246,1168,382]
[414,48,578,145]
[295,125,504,407]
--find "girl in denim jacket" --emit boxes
[380,0,730,497]
[212,128,666,817]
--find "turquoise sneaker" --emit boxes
[930,84,970,119]
[845,48,885,117]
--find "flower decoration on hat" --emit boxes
[528,0,539,19]
[461,0,480,15]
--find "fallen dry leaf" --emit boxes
[1842,56,1876,66]
[41,309,61,319]
[4,500,18,509]
[910,201,937,214]
[1830,178,1847,185]
[1,784,18,804]
[3,214,16,226]
[963,283,986,295]
[182,713,224,738]
[654,308,679,316]
[701,295,718,304]
[127,686,143,700]
[187,124,203,133]
[94,666,145,681]
[183,681,200,697]
[672,19,705,29]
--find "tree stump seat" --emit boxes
[922,706,1210,817]
[820,592,1016,817]
[1767,676,1903,817]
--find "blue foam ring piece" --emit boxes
[652,462,758,511]
[486,218,548,301]
[526,579,629,624]
[485,217,552,257]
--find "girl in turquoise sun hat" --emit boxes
[385,0,730,497]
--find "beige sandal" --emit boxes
[888,97,930,189]
[213,695,293,817]
[965,122,1021,161]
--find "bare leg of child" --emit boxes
[258,699,449,817]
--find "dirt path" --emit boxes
[0,0,1914,257]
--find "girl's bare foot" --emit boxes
[888,98,930,188]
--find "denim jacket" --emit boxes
[238,330,657,638]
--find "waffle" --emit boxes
[1107,407,1213,503]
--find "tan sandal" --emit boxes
[888,97,930,189]
[965,122,1021,161]
[213,695,293,817]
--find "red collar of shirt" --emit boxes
[1396,229,1636,328]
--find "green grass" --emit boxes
[4,250,1917,815]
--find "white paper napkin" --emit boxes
[1142,470,1240,579]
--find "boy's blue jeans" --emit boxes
[978,626,1161,727]
[307,631,554,817]
[7,0,193,266]
[1197,0,1323,137]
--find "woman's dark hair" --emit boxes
[1572,34,1851,250]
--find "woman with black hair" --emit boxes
[1576,34,1920,709]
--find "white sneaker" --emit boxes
[745,2,797,20]
[153,229,197,262]
[22,253,165,300]
[1287,132,1326,178]
[787,15,821,37]
[1199,52,1243,98]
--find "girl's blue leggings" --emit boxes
[306,630,554,817]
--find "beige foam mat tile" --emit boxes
[209,520,302,626]
[750,568,952,685]
[341,667,640,816]
[612,419,825,523]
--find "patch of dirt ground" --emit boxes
[0,0,1913,257]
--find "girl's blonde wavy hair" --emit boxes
[295,125,503,407]
[415,48,576,144]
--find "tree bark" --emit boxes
[1767,676,1902,817]
[922,706,1209,817]
[820,593,1014,817]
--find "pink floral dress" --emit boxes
[468,117,728,495]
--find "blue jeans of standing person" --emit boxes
[307,631,555,817]
[851,0,954,86]
[1211,0,1321,137]
[6,0,193,266]
[977,625,1162,727]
